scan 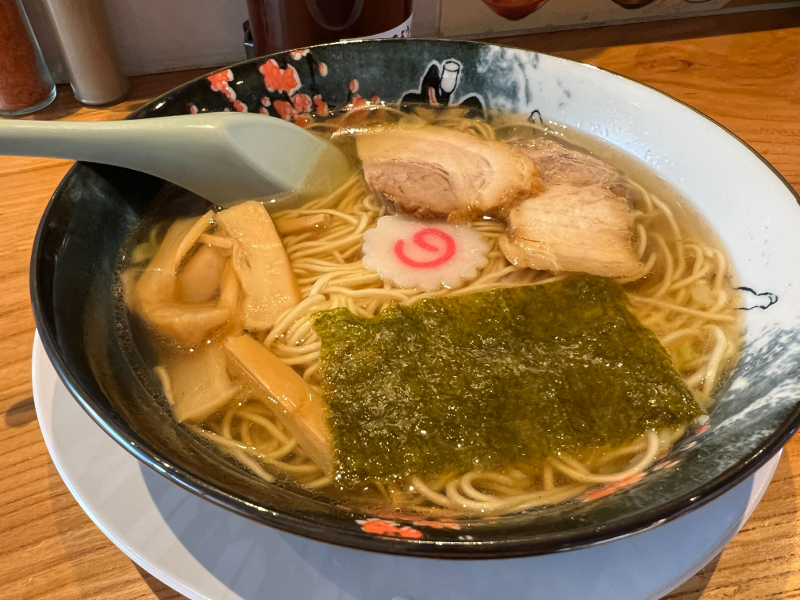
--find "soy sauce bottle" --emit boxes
[246,0,413,56]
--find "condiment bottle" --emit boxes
[41,0,128,106]
[0,0,56,116]
[246,0,413,56]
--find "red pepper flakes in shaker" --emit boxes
[0,0,56,115]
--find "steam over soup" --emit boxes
[122,105,741,516]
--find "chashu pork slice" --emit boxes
[500,183,643,278]
[512,138,628,197]
[357,126,543,221]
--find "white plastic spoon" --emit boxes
[0,112,352,206]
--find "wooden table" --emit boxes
[2,8,800,599]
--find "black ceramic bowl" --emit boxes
[31,39,800,558]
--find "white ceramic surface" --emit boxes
[33,333,780,600]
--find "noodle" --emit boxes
[143,108,741,516]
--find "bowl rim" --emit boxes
[30,38,800,559]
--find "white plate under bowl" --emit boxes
[33,333,780,600]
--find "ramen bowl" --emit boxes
[30,39,800,558]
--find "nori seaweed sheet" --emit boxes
[313,276,701,486]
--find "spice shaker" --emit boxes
[41,0,128,106]
[0,0,56,116]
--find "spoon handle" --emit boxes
[0,116,194,162]
[0,113,351,205]
[0,115,282,203]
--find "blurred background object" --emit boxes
[18,0,249,85]
[0,0,56,116]
[41,0,128,105]
[245,0,413,56]
[610,0,658,8]
[436,0,799,38]
[9,0,800,84]
[478,0,551,20]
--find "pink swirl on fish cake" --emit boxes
[363,215,489,291]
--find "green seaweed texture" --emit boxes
[313,276,701,486]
